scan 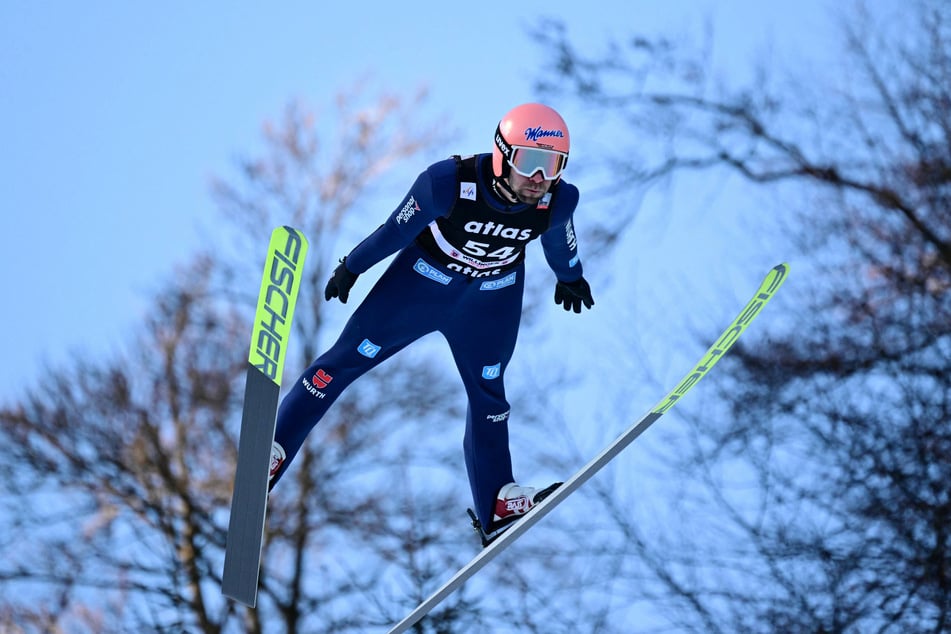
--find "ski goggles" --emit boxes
[508,146,568,181]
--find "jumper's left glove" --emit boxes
[554,277,594,313]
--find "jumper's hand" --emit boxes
[324,257,360,303]
[554,277,594,313]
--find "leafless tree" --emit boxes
[0,86,494,633]
[532,1,950,632]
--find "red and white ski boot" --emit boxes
[468,481,562,547]
[268,442,285,484]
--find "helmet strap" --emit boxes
[491,173,519,203]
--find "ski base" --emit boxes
[222,366,281,605]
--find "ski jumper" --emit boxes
[271,153,584,529]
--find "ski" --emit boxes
[222,226,308,607]
[388,263,789,634]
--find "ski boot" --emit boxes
[468,481,562,547]
[268,442,285,489]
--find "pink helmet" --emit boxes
[492,103,570,181]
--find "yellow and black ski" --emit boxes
[222,226,308,607]
[390,263,789,634]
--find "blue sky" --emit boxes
[0,1,840,401]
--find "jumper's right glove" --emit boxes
[554,277,594,313]
[324,257,360,303]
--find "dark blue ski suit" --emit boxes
[271,153,587,529]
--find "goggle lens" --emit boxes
[508,147,567,180]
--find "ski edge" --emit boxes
[387,262,790,634]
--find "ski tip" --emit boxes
[764,263,791,295]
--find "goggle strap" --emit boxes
[494,124,513,162]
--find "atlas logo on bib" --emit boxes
[464,221,532,241]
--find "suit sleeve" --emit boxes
[344,159,457,274]
[540,183,584,282]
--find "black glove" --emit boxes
[324,257,360,303]
[554,277,594,313]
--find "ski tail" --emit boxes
[387,263,789,634]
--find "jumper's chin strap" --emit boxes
[491,175,519,203]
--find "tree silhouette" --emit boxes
[535,1,950,631]
[0,86,488,633]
